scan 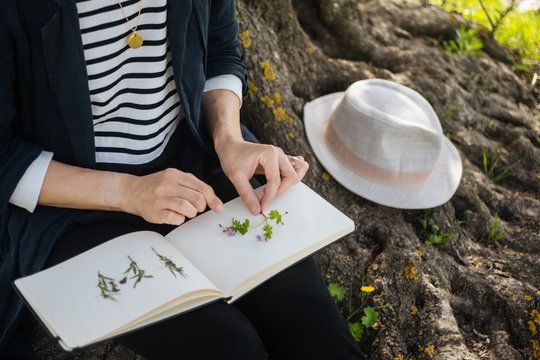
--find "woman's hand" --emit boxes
[216,139,309,215]
[202,88,309,215]
[123,168,224,225]
[38,161,223,226]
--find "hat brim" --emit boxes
[304,92,463,209]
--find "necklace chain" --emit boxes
[116,0,143,34]
[115,0,144,49]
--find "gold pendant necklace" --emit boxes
[116,0,144,49]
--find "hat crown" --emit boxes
[327,80,443,175]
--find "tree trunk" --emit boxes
[32,0,540,359]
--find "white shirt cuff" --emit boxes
[204,74,243,106]
[9,151,53,213]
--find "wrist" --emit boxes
[105,172,138,214]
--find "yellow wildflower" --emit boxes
[248,80,258,98]
[411,305,418,315]
[525,295,533,301]
[361,286,375,293]
[424,345,434,354]
[322,172,331,181]
[273,107,289,122]
[529,320,537,336]
[394,355,403,360]
[273,92,281,104]
[260,95,274,108]
[238,30,252,48]
[405,264,417,279]
[260,62,276,80]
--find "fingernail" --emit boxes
[249,203,260,214]
[216,204,224,213]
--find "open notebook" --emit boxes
[14,182,354,351]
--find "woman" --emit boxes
[0,0,365,358]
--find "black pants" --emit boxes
[43,173,365,360]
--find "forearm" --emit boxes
[38,160,134,213]
[202,88,243,155]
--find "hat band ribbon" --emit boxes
[324,122,434,188]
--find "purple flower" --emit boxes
[256,234,262,242]
[226,228,236,237]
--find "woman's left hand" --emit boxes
[216,139,309,215]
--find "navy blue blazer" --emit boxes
[0,0,250,349]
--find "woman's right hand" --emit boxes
[38,161,223,225]
[122,168,224,225]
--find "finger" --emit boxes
[292,156,309,182]
[159,210,186,226]
[259,151,281,213]
[177,172,224,213]
[275,154,299,196]
[165,198,199,219]
[229,174,261,215]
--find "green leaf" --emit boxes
[348,321,364,342]
[263,223,273,240]
[361,306,378,329]
[328,283,346,302]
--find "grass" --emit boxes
[487,213,505,242]
[420,215,455,248]
[482,149,518,183]
[408,0,540,63]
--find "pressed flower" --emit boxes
[226,228,236,237]
[256,234,262,242]
[361,286,375,293]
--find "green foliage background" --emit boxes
[418,0,539,62]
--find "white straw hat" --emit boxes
[304,79,462,209]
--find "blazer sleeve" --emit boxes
[0,9,43,215]
[206,0,248,99]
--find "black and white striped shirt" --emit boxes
[76,0,182,165]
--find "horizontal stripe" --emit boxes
[95,118,177,141]
[91,75,175,107]
[90,61,172,95]
[92,88,178,120]
[93,102,181,127]
[85,37,167,66]
[87,52,168,81]
[83,22,167,50]
[80,5,167,34]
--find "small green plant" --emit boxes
[220,210,287,242]
[443,25,484,56]
[482,149,518,183]
[328,276,393,342]
[487,213,505,242]
[420,215,455,248]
